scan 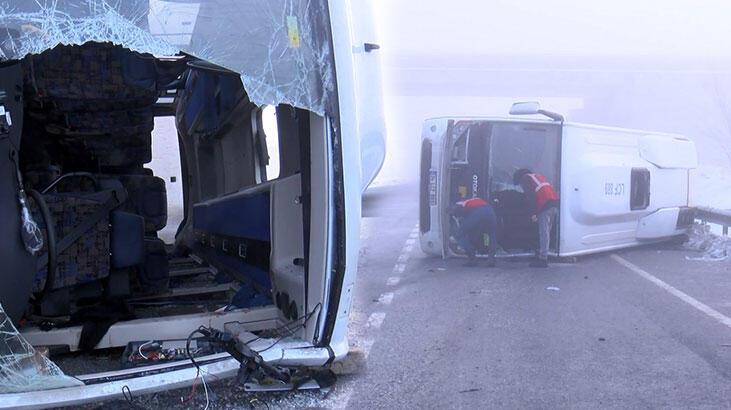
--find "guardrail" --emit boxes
[695,207,731,236]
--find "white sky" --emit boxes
[373,0,731,58]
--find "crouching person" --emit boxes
[449,197,498,267]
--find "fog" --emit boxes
[374,1,731,57]
[371,1,731,209]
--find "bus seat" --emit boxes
[192,187,272,295]
[101,174,167,234]
[100,174,170,292]
[33,191,113,292]
[22,42,158,170]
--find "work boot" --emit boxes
[529,258,548,268]
[485,256,496,268]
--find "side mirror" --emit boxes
[509,101,564,122]
[509,101,541,116]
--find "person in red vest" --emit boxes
[448,197,497,267]
[513,169,559,268]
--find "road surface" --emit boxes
[340,185,731,409]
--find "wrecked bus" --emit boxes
[420,102,698,259]
[0,0,385,407]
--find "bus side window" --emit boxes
[451,128,470,165]
[630,168,651,210]
[259,105,281,181]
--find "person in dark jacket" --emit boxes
[514,169,559,268]
[449,197,498,267]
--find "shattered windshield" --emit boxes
[0,0,336,115]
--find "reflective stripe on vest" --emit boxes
[459,197,488,208]
[528,173,550,192]
[526,173,558,211]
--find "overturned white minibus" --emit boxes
[420,102,697,258]
[0,0,385,407]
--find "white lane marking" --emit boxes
[377,292,394,305]
[612,254,731,329]
[360,339,375,358]
[393,263,406,274]
[339,222,418,409]
[367,312,386,328]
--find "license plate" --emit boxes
[428,170,437,206]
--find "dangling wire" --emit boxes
[10,149,43,255]
[138,340,154,360]
[2,114,43,255]
[19,190,43,254]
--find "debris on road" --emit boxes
[330,348,368,375]
[546,286,560,291]
[684,224,730,261]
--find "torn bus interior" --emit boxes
[0,0,346,403]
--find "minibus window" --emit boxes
[488,123,560,193]
[451,129,470,164]
[630,168,651,210]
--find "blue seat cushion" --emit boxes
[110,211,145,269]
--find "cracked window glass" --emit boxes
[0,0,335,115]
[0,303,82,393]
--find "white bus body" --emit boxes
[420,116,697,258]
